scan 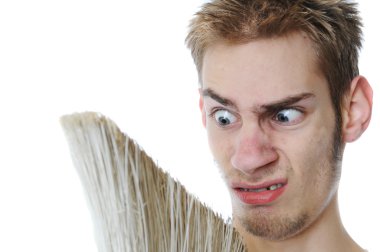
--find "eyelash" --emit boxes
[208,107,234,119]
[272,106,304,116]
[208,107,238,124]
[209,107,227,116]
[271,106,305,124]
[208,106,305,125]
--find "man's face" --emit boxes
[200,33,341,240]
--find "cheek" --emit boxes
[206,125,234,166]
[290,125,338,199]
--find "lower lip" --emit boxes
[234,185,286,205]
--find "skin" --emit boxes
[199,32,371,251]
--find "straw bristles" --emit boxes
[60,112,246,252]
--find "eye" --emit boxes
[273,108,303,125]
[212,109,237,127]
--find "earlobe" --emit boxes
[342,76,373,142]
[198,88,207,128]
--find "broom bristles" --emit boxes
[60,112,246,252]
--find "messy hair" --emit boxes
[186,0,362,119]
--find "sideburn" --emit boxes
[332,104,343,163]
[330,97,345,187]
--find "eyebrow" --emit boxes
[202,88,237,108]
[202,88,315,113]
[261,93,315,113]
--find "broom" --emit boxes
[60,112,246,252]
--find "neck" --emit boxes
[236,193,364,252]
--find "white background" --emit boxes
[0,1,378,251]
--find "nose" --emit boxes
[231,123,278,175]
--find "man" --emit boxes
[186,1,373,251]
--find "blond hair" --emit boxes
[186,0,362,119]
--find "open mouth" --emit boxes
[233,181,287,205]
[238,183,284,193]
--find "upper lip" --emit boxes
[232,179,288,190]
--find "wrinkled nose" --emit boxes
[231,124,278,175]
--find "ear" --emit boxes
[198,88,207,127]
[342,76,373,142]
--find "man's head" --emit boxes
[186,0,372,243]
[186,0,363,155]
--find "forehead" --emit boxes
[201,33,327,105]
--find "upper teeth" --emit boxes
[240,183,283,192]
[268,184,282,190]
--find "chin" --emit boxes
[234,207,311,241]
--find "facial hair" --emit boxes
[237,211,309,240]
[230,119,343,241]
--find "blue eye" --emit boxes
[213,110,237,126]
[274,109,303,125]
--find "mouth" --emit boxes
[233,180,287,205]
[238,183,284,192]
